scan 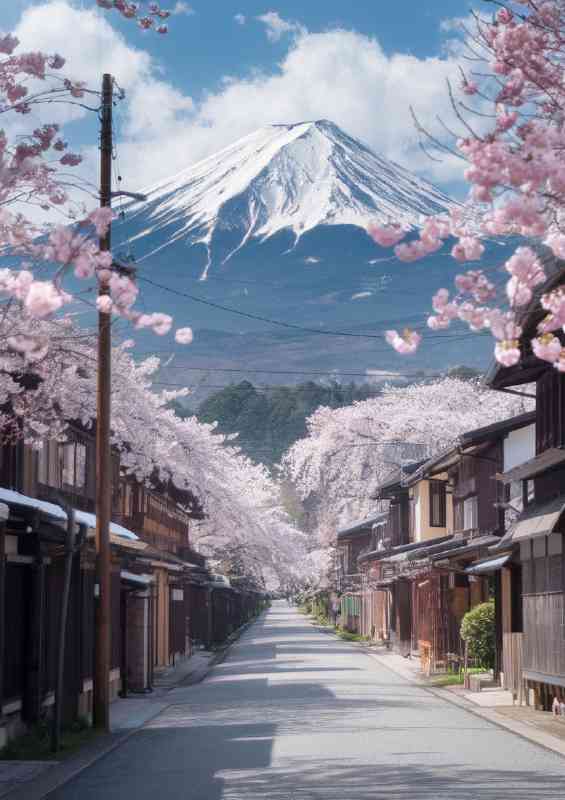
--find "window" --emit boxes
[62,442,86,489]
[37,441,63,488]
[429,480,447,527]
[463,496,478,531]
[38,440,86,489]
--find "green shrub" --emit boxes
[460,600,496,669]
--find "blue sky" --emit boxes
[7,1,474,194]
[107,1,469,99]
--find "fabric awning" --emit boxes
[466,554,511,575]
[510,495,565,543]
[497,448,565,484]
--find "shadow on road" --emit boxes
[48,602,565,799]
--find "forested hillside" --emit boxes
[193,381,380,466]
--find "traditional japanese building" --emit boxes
[486,255,565,709]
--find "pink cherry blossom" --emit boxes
[367,223,405,248]
[175,327,194,345]
[87,207,114,237]
[507,276,533,307]
[96,295,113,314]
[544,232,565,259]
[455,270,496,303]
[135,312,173,336]
[487,309,522,342]
[494,340,522,367]
[532,333,562,363]
[385,328,422,355]
[451,236,485,262]
[24,281,69,318]
[394,237,441,262]
[59,152,82,167]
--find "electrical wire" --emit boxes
[137,274,492,348]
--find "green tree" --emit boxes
[460,601,496,670]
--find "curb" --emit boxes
[304,617,565,761]
[5,614,264,799]
[364,649,565,761]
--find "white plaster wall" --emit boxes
[503,424,535,471]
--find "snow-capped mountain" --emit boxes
[121,120,454,275]
[114,121,502,394]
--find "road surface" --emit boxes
[52,601,565,799]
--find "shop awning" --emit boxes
[0,487,67,522]
[497,448,565,484]
[510,495,565,543]
[466,554,511,575]
[74,509,139,541]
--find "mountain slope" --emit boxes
[113,121,503,386]
[120,120,455,276]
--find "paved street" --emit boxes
[52,602,565,799]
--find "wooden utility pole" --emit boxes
[93,72,113,731]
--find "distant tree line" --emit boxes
[192,381,381,466]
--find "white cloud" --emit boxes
[14,0,151,124]
[12,1,470,200]
[257,11,304,42]
[234,13,246,25]
[351,292,373,300]
[172,2,195,15]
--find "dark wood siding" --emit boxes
[537,370,565,453]
[521,532,565,683]
[111,570,121,670]
[451,445,502,534]
[81,568,95,681]
[523,593,565,679]
[3,564,30,701]
[384,493,410,547]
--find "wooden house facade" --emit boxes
[0,418,267,747]
[358,413,535,674]
[485,256,565,708]
[336,513,386,634]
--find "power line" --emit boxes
[137,275,409,340]
[136,275,493,350]
[153,365,427,378]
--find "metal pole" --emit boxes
[93,72,113,732]
[52,509,76,753]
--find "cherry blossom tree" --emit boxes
[0,3,190,351]
[369,1,565,370]
[0,314,306,586]
[96,1,172,33]
[283,377,529,546]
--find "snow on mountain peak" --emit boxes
[123,120,454,272]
